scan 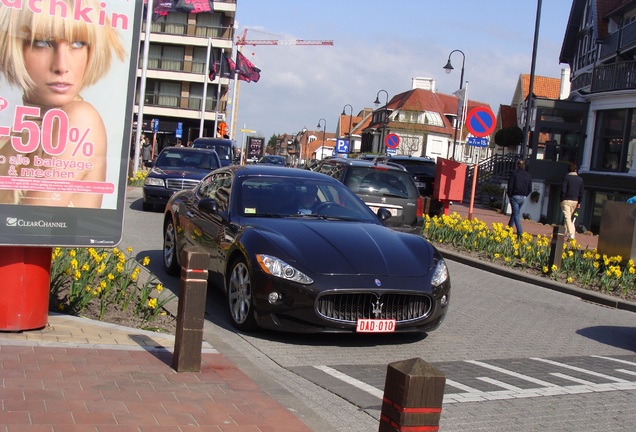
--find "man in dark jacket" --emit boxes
[507,159,533,238]
[560,161,585,240]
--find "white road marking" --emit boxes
[478,377,522,390]
[591,355,636,367]
[550,372,595,385]
[314,365,384,398]
[465,359,559,387]
[531,357,629,383]
[313,357,636,406]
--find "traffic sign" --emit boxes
[336,139,350,154]
[466,106,496,138]
[467,137,489,147]
[385,133,400,149]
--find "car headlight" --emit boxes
[431,259,449,286]
[144,177,165,187]
[256,254,313,285]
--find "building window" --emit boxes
[591,108,635,172]
[424,111,444,127]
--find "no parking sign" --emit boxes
[385,133,400,149]
[466,106,496,138]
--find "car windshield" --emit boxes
[343,167,419,199]
[193,141,233,162]
[156,150,220,170]
[260,156,285,165]
[398,161,437,177]
[237,176,378,222]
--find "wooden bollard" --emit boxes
[172,251,209,372]
[379,358,446,432]
[548,225,565,273]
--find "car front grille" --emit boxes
[165,178,200,191]
[316,292,432,324]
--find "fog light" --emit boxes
[268,292,280,304]
[440,295,448,307]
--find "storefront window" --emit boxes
[591,109,634,172]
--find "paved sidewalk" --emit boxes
[0,314,313,431]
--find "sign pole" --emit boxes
[465,106,496,220]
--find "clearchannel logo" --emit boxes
[5,216,68,229]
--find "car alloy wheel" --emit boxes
[163,220,180,276]
[227,258,257,331]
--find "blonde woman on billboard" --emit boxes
[0,0,125,208]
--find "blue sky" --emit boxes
[232,0,573,142]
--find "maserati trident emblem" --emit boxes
[371,298,383,318]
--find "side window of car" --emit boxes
[197,176,215,199]
[213,173,232,212]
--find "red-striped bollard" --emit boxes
[379,358,446,432]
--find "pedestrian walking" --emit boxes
[507,159,533,238]
[560,161,584,240]
[141,136,152,170]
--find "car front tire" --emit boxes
[227,258,257,331]
[163,218,180,276]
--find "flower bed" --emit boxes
[423,212,636,301]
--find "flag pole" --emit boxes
[213,49,224,138]
[133,0,153,175]
[457,80,469,161]
[228,45,241,141]
[199,38,212,138]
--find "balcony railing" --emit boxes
[142,22,233,41]
[138,57,209,75]
[137,94,227,113]
[591,60,636,93]
[599,20,636,60]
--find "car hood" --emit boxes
[247,219,434,277]
[150,168,211,179]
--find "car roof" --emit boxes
[192,137,235,145]
[219,164,338,181]
[159,146,220,155]
[319,157,408,172]
[376,155,435,163]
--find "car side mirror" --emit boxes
[377,207,392,222]
[199,198,219,213]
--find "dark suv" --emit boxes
[142,147,221,211]
[373,155,437,196]
[191,137,236,166]
[374,155,443,216]
[311,158,423,231]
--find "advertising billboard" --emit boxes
[0,0,142,246]
[247,136,265,161]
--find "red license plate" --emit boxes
[356,319,396,333]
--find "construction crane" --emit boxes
[237,39,334,46]
[229,29,333,141]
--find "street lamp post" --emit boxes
[443,49,466,160]
[374,90,389,154]
[341,104,353,153]
[317,118,326,160]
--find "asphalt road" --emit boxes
[121,188,636,432]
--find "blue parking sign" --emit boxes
[336,139,350,154]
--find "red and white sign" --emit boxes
[385,133,400,149]
[356,319,396,333]
[466,106,496,138]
